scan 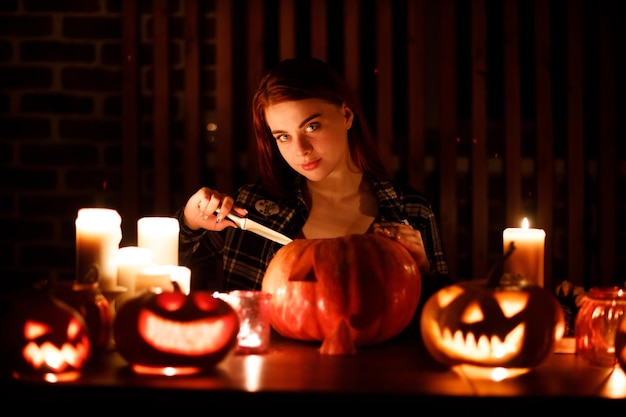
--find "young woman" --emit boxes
[177,58,451,305]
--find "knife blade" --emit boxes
[226,213,293,245]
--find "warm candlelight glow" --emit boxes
[75,208,122,291]
[502,218,546,287]
[215,291,271,354]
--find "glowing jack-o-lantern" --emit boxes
[0,286,91,382]
[113,289,239,375]
[420,273,565,372]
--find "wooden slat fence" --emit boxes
[121,0,622,291]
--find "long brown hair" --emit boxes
[252,58,389,197]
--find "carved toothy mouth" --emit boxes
[138,309,230,355]
[428,321,526,365]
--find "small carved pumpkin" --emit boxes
[261,234,421,355]
[420,274,565,370]
[113,289,239,375]
[0,285,91,381]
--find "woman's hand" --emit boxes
[182,187,248,231]
[372,222,431,276]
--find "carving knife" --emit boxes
[226,213,293,245]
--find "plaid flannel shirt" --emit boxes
[177,175,451,301]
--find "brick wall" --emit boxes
[0,0,216,292]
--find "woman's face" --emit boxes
[264,98,354,182]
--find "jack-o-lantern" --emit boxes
[261,234,421,355]
[420,273,565,371]
[0,285,91,382]
[113,289,239,375]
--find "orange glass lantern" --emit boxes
[0,283,91,382]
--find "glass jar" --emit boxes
[574,286,626,367]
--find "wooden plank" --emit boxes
[121,0,139,244]
[310,0,327,61]
[567,0,585,287]
[375,0,394,175]
[535,0,554,289]
[183,0,201,199]
[216,0,234,193]
[598,0,616,286]
[503,0,522,227]
[279,0,296,60]
[152,0,170,214]
[438,0,458,280]
[406,0,425,191]
[471,0,488,279]
[246,0,265,181]
[343,0,360,95]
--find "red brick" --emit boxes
[21,41,95,63]
[61,67,121,91]
[0,117,51,139]
[0,67,52,89]
[24,0,100,13]
[0,16,52,36]
[21,143,98,165]
[63,16,121,39]
[21,93,94,114]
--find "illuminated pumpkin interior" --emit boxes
[18,318,90,382]
[136,292,234,356]
[427,287,530,365]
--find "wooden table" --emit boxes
[3,331,626,412]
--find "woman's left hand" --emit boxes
[371,222,430,276]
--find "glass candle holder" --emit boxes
[216,291,272,354]
[574,286,626,367]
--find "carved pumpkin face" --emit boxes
[113,290,239,375]
[420,277,565,370]
[0,289,91,382]
[261,234,421,355]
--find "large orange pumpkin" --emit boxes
[261,234,421,355]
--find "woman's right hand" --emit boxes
[182,187,248,231]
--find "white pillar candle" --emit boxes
[75,208,122,291]
[116,246,153,293]
[168,265,191,295]
[502,217,546,287]
[137,217,180,266]
[135,264,176,293]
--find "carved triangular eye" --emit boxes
[493,292,529,318]
[24,320,51,340]
[459,301,484,324]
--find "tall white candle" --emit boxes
[75,208,122,291]
[502,217,546,287]
[137,217,179,266]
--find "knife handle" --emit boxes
[225,212,246,229]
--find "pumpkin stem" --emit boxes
[319,319,357,356]
[486,241,516,287]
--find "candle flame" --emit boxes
[521,218,529,229]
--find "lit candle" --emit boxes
[215,290,272,354]
[137,217,180,266]
[75,208,122,291]
[502,218,546,287]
